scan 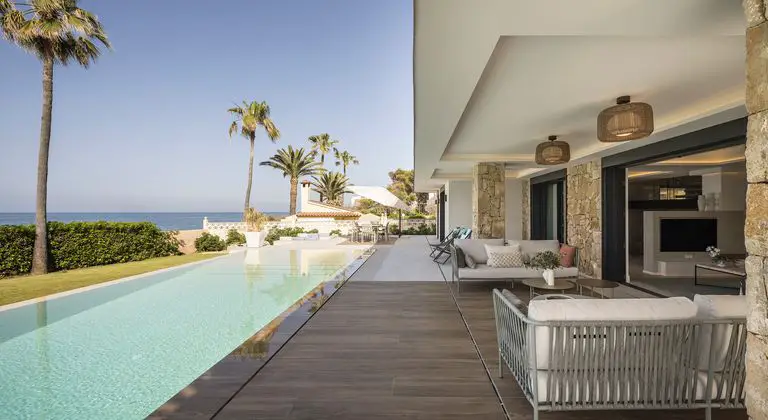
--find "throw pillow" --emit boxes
[485,244,524,268]
[501,289,527,314]
[454,246,466,268]
[465,253,477,269]
[560,244,576,268]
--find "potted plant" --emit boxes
[526,250,562,286]
[706,246,727,267]
[245,208,269,248]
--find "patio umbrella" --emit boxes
[347,186,410,237]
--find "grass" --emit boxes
[0,253,224,307]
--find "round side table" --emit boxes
[521,278,575,300]
[573,278,619,299]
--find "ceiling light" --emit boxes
[535,135,570,165]
[597,96,654,142]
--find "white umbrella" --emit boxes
[347,185,410,237]
[347,186,409,211]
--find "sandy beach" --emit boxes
[176,229,203,254]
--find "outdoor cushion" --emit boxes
[454,246,467,268]
[464,253,476,269]
[455,238,504,264]
[507,239,560,258]
[528,297,697,369]
[559,244,576,268]
[485,244,523,268]
[457,265,577,279]
[694,294,747,371]
[501,289,527,314]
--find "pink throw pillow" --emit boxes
[560,244,576,268]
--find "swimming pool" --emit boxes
[0,247,363,419]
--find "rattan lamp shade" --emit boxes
[535,135,570,165]
[597,96,654,142]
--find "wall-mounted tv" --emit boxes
[660,218,717,252]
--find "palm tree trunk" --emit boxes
[289,177,298,215]
[32,55,54,275]
[319,154,325,201]
[244,135,255,216]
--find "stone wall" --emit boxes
[566,160,601,278]
[472,163,506,239]
[744,1,768,418]
[521,180,530,240]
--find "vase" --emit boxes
[697,195,705,211]
[245,230,267,248]
[542,269,555,286]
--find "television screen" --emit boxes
[660,218,717,252]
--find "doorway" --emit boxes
[530,170,566,243]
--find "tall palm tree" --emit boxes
[259,146,322,215]
[1,0,110,274]
[333,148,359,176]
[228,100,280,216]
[311,172,350,206]
[307,133,338,166]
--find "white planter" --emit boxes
[245,231,267,248]
[542,269,555,286]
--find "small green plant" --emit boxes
[389,224,400,235]
[306,228,319,234]
[225,229,246,246]
[526,251,561,270]
[401,223,436,236]
[329,229,342,237]
[264,227,306,245]
[195,232,227,252]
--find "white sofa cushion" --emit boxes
[458,265,577,279]
[527,297,697,369]
[455,239,504,264]
[485,244,524,267]
[508,239,560,258]
[694,294,747,371]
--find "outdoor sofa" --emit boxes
[493,291,746,420]
[450,239,579,290]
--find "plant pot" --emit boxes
[245,231,266,248]
[542,269,555,286]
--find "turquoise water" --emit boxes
[0,248,361,419]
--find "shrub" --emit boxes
[225,229,246,246]
[264,227,305,245]
[306,228,319,234]
[402,223,436,236]
[195,232,227,252]
[329,229,342,237]
[389,224,400,235]
[0,222,181,278]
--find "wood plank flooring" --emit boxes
[214,282,506,419]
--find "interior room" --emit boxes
[626,145,746,298]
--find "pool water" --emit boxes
[0,247,362,419]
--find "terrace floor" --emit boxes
[195,236,747,419]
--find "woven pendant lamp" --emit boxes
[535,135,570,165]
[597,96,654,142]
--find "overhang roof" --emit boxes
[413,0,747,191]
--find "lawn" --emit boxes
[0,253,224,306]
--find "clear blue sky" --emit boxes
[0,0,413,212]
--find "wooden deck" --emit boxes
[214,282,506,419]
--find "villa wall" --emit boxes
[472,163,506,239]
[446,180,472,231]
[566,160,602,278]
[744,1,768,417]
[521,180,530,240]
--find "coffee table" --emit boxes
[521,278,575,299]
[574,278,619,299]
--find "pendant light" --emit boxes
[535,135,570,165]
[597,95,654,142]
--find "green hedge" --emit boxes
[0,221,181,277]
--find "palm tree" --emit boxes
[228,100,280,216]
[333,148,359,176]
[259,146,322,215]
[307,133,338,166]
[1,0,110,274]
[311,172,350,206]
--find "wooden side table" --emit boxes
[574,278,619,299]
[522,278,575,300]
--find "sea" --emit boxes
[0,212,288,231]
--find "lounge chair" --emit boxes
[433,228,471,263]
[428,227,461,256]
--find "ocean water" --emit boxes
[0,212,288,231]
[0,247,363,419]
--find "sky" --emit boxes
[0,0,413,213]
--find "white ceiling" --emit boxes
[414,0,748,191]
